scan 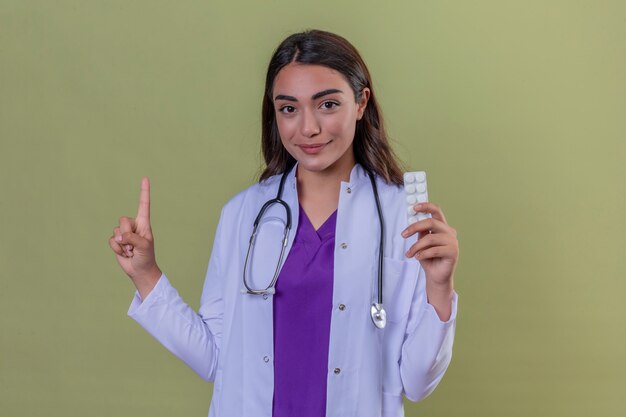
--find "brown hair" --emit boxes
[259,29,404,185]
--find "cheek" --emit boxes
[276,118,296,143]
[328,114,356,141]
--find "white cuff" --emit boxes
[127,272,168,317]
[423,290,458,325]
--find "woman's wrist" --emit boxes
[134,266,162,300]
[425,279,454,321]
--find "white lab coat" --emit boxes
[128,162,458,417]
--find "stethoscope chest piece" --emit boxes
[370,303,387,329]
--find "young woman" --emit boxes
[109,29,459,417]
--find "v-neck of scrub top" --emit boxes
[298,204,338,242]
[272,203,338,417]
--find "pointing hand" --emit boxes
[109,177,161,298]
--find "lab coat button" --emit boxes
[340,243,348,249]
[334,368,341,375]
[338,304,346,311]
[263,356,270,363]
[346,187,352,194]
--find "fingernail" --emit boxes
[401,230,409,237]
[414,203,422,210]
[116,235,122,242]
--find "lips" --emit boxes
[298,142,329,155]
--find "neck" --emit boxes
[295,155,356,230]
[296,156,355,199]
[296,155,355,226]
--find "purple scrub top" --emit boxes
[272,204,338,417]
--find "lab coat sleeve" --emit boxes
[399,264,458,402]
[127,208,227,382]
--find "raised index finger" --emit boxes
[136,176,150,221]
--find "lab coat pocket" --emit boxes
[382,257,414,323]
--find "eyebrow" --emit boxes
[274,88,343,102]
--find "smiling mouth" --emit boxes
[299,142,329,155]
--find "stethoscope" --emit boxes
[242,167,387,329]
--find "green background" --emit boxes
[1,1,624,416]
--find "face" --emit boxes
[272,63,370,176]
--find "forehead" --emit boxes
[273,63,350,98]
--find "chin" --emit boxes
[295,157,333,173]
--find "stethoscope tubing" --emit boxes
[242,167,387,328]
[242,171,292,295]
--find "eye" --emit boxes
[278,105,296,114]
[320,101,339,110]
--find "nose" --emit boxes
[300,107,321,138]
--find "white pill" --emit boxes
[404,171,430,227]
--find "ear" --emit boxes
[356,88,371,120]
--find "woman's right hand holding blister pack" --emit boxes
[108,177,162,299]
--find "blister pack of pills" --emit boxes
[403,171,431,225]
